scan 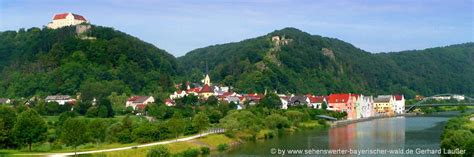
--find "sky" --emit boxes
[0,0,472,57]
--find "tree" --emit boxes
[192,112,210,137]
[97,105,108,118]
[205,96,218,106]
[284,110,305,126]
[108,92,128,114]
[265,114,290,129]
[259,92,282,109]
[11,109,47,151]
[167,113,186,140]
[85,106,99,117]
[147,146,170,157]
[87,119,107,144]
[321,101,328,110]
[0,106,17,148]
[61,118,89,155]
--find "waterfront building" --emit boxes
[328,93,357,120]
[393,95,405,114]
[374,95,395,114]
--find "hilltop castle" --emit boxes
[47,12,88,29]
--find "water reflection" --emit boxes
[329,118,406,156]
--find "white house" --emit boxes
[393,95,405,114]
[170,90,187,99]
[306,95,326,109]
[358,95,374,118]
[45,95,75,105]
[279,95,289,109]
[126,96,155,110]
[0,98,11,104]
[47,12,88,29]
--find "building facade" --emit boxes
[47,12,88,29]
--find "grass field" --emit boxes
[93,134,236,157]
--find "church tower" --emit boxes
[203,74,211,85]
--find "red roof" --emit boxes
[53,13,86,21]
[187,87,200,93]
[136,104,146,109]
[199,84,213,93]
[394,95,404,101]
[328,94,351,103]
[308,96,326,103]
[127,96,140,101]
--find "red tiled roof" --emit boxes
[328,94,351,103]
[128,96,140,101]
[136,104,146,109]
[53,13,68,20]
[394,95,403,101]
[53,13,86,21]
[187,87,200,93]
[165,99,174,103]
[127,96,151,103]
[72,13,87,21]
[199,84,213,93]
[308,96,325,103]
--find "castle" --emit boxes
[47,12,88,29]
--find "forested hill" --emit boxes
[0,25,178,98]
[178,28,474,98]
[1,26,472,99]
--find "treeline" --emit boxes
[440,114,474,157]
[178,28,474,98]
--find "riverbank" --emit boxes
[11,130,232,157]
[330,113,418,127]
[439,113,474,156]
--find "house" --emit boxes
[126,96,155,110]
[288,95,308,106]
[306,95,327,109]
[362,96,375,118]
[374,95,395,114]
[393,95,405,114]
[225,96,241,105]
[0,98,11,104]
[45,95,75,105]
[355,95,374,119]
[328,94,357,120]
[243,93,262,106]
[47,12,88,29]
[279,95,290,109]
[170,90,187,99]
[164,99,175,106]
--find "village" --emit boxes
[1,73,411,120]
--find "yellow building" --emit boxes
[374,95,395,114]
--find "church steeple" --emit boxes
[203,74,211,85]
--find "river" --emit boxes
[226,111,465,156]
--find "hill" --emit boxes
[178,28,474,98]
[0,25,178,99]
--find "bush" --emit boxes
[182,148,200,157]
[200,147,210,155]
[217,143,229,152]
[317,119,326,126]
[147,146,169,157]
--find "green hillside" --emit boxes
[0,25,178,98]
[178,28,474,98]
